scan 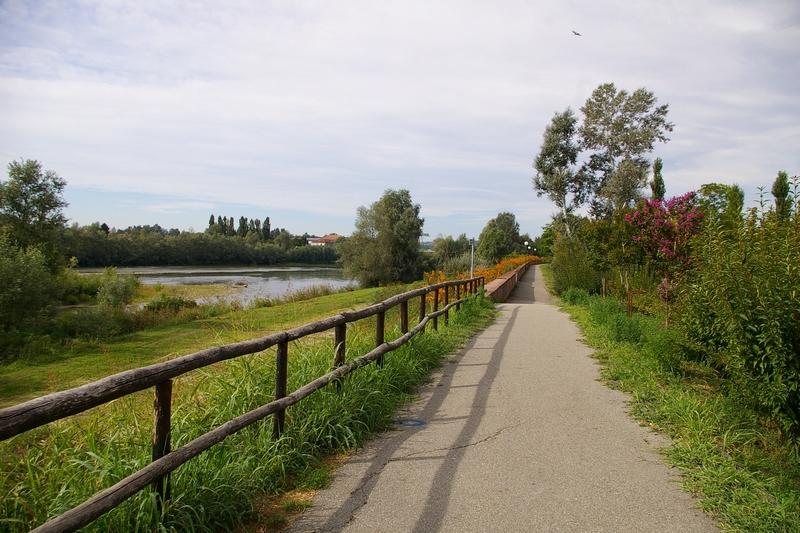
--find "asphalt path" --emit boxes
[288,266,718,532]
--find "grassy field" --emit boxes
[0,286,384,407]
[1,284,497,532]
[540,265,800,533]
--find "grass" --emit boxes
[0,286,383,407]
[557,290,800,533]
[0,286,497,532]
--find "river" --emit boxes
[81,265,356,306]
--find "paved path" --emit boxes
[288,266,718,532]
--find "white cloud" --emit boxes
[1,0,798,238]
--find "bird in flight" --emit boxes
[572,30,582,36]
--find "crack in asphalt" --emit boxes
[391,422,522,460]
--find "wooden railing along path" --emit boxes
[0,277,485,533]
[483,260,540,302]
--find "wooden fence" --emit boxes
[0,277,484,533]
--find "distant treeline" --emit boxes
[59,221,339,267]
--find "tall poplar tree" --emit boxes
[532,108,586,236]
[650,158,666,200]
[579,83,673,216]
[772,170,792,220]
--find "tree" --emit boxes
[477,212,521,262]
[626,192,704,323]
[772,170,792,221]
[650,158,666,200]
[262,217,271,241]
[237,216,248,238]
[432,233,470,265]
[696,183,744,229]
[274,230,292,250]
[0,233,56,330]
[337,189,424,287]
[578,83,673,216]
[533,108,587,236]
[0,159,68,264]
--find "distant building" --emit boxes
[309,233,341,246]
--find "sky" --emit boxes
[1,0,798,241]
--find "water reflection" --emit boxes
[80,266,356,306]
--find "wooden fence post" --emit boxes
[443,285,449,326]
[419,293,426,330]
[334,324,346,388]
[433,288,439,331]
[456,283,461,311]
[376,311,385,368]
[272,341,288,440]
[400,300,409,334]
[153,379,172,513]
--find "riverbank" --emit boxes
[0,286,381,408]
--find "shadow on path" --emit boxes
[304,309,518,532]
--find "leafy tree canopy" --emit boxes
[579,83,673,215]
[0,159,68,253]
[477,212,522,262]
[772,170,792,220]
[533,108,586,236]
[533,83,674,225]
[337,189,424,287]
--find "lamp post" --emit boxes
[470,238,475,278]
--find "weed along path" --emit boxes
[287,265,719,533]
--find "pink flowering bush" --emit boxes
[625,193,704,323]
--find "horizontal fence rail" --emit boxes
[0,276,484,533]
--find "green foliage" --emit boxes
[55,265,104,305]
[579,83,674,216]
[337,189,425,287]
[0,294,495,532]
[0,234,56,331]
[145,294,198,313]
[560,287,590,305]
[548,232,602,295]
[286,244,338,264]
[696,182,744,229]
[561,296,800,533]
[48,307,137,340]
[650,157,666,200]
[675,188,800,438]
[0,159,68,269]
[438,251,490,278]
[607,313,642,343]
[431,234,471,268]
[95,268,140,310]
[772,171,792,221]
[476,212,524,261]
[60,226,308,267]
[533,108,585,236]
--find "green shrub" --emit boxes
[587,295,625,325]
[96,267,140,309]
[0,235,56,330]
[675,198,800,438]
[561,287,590,305]
[49,308,136,340]
[55,267,104,305]
[145,294,198,313]
[607,313,642,343]
[549,233,602,295]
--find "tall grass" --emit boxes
[0,294,496,532]
[560,292,800,533]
